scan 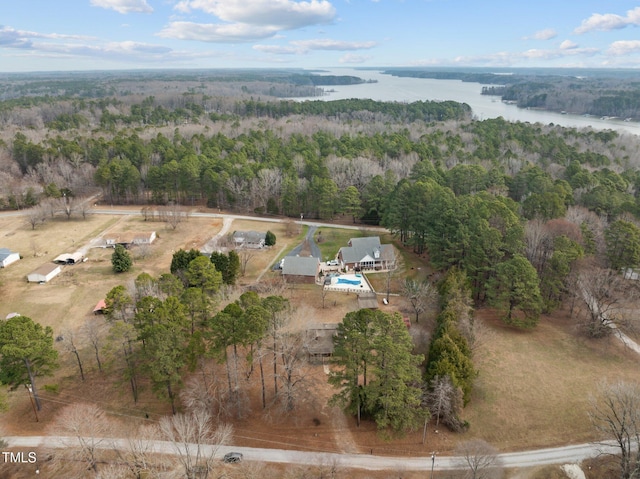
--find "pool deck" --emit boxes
[323,273,373,293]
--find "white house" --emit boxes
[0,248,20,268]
[27,263,62,283]
[103,231,156,248]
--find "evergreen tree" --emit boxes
[170,249,200,275]
[265,230,276,246]
[111,244,132,273]
[330,309,427,434]
[605,220,640,271]
[185,255,222,295]
[0,316,59,411]
[488,254,542,328]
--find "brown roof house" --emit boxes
[27,263,62,283]
[282,256,320,284]
[304,323,338,362]
[338,237,395,272]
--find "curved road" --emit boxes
[3,436,620,471]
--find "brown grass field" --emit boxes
[0,208,639,479]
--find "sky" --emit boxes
[3,1,640,72]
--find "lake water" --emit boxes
[294,68,640,136]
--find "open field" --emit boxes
[0,210,639,479]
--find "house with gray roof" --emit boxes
[337,237,395,272]
[282,256,320,283]
[0,248,20,268]
[232,231,266,249]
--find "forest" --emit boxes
[3,71,640,476]
[2,71,639,346]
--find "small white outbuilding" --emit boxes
[27,263,62,283]
[0,248,20,268]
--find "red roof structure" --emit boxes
[93,299,106,314]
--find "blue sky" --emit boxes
[2,1,640,72]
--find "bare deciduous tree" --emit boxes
[401,278,436,323]
[454,439,503,479]
[53,403,113,473]
[58,194,78,220]
[24,204,47,230]
[284,219,300,238]
[574,264,636,338]
[159,409,232,479]
[115,423,165,479]
[238,248,257,276]
[425,375,464,432]
[162,202,189,230]
[589,381,640,479]
[524,218,552,273]
[276,332,311,413]
[77,198,93,220]
[82,317,107,372]
[60,327,85,381]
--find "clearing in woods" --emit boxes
[0,208,639,471]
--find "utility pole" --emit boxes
[430,451,437,479]
[25,384,38,422]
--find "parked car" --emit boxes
[223,452,243,463]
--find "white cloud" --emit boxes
[253,44,300,54]
[36,40,171,59]
[158,21,279,42]
[0,26,94,49]
[574,7,640,34]
[339,53,370,64]
[163,0,336,43]
[559,40,578,50]
[0,27,32,49]
[253,38,376,57]
[90,0,153,14]
[450,45,599,66]
[607,40,640,56]
[526,28,557,41]
[174,0,335,29]
[0,25,185,66]
[290,39,376,50]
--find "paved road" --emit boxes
[288,225,321,259]
[3,435,620,471]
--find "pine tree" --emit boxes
[111,244,132,273]
[0,316,59,411]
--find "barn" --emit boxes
[53,251,85,265]
[27,263,62,283]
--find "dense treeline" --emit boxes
[0,70,370,104]
[240,98,470,121]
[385,68,640,119]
